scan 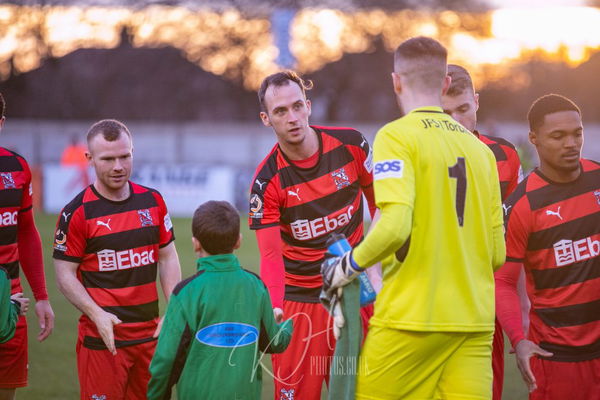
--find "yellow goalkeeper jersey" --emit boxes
[370,107,504,332]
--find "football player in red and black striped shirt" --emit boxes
[442,64,525,400]
[0,92,54,398]
[496,94,600,399]
[53,120,182,400]
[250,71,376,400]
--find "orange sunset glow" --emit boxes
[0,4,598,89]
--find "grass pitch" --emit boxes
[18,214,527,399]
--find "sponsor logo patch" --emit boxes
[553,237,600,267]
[54,229,67,252]
[195,322,258,348]
[164,214,173,231]
[250,194,263,219]
[97,249,155,271]
[290,205,354,241]
[374,160,404,180]
[0,211,17,227]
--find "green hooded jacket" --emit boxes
[0,267,19,343]
[148,254,293,400]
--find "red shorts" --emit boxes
[76,329,156,400]
[530,356,600,400]
[0,316,28,388]
[271,300,371,400]
[492,318,504,400]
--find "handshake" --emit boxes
[320,234,365,339]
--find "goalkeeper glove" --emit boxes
[321,251,363,295]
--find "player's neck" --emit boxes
[398,92,443,115]
[93,180,131,202]
[539,162,581,184]
[279,127,319,161]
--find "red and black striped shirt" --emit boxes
[249,126,375,302]
[53,182,174,349]
[503,159,600,361]
[475,131,522,201]
[0,147,33,295]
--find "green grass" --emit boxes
[17,214,528,399]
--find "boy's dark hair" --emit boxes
[192,201,240,255]
[86,119,131,144]
[258,70,313,112]
[528,94,581,132]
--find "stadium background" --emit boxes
[2,0,600,398]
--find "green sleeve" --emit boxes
[148,294,192,400]
[258,287,292,354]
[0,269,18,344]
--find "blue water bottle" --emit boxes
[326,233,376,306]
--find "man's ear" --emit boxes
[192,236,202,253]
[260,111,271,127]
[233,233,242,250]
[529,130,537,146]
[441,75,451,96]
[391,72,402,95]
[474,92,480,112]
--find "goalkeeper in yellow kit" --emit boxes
[322,37,506,399]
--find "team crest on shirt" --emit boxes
[91,395,106,400]
[594,190,600,206]
[280,388,295,400]
[137,209,154,227]
[53,229,67,252]
[331,168,350,190]
[0,173,15,189]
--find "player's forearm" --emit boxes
[17,210,48,301]
[256,227,285,309]
[495,261,527,348]
[54,261,105,320]
[353,203,412,268]
[158,244,182,302]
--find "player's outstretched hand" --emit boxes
[35,300,55,342]
[10,293,29,315]
[273,307,284,324]
[92,310,122,356]
[515,339,553,393]
[321,251,363,295]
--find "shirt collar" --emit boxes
[196,253,241,272]
[409,106,445,114]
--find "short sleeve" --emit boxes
[249,176,281,230]
[153,191,175,248]
[372,127,415,209]
[504,196,531,263]
[53,206,86,263]
[353,133,374,188]
[17,156,33,212]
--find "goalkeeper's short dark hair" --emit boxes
[192,201,240,255]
